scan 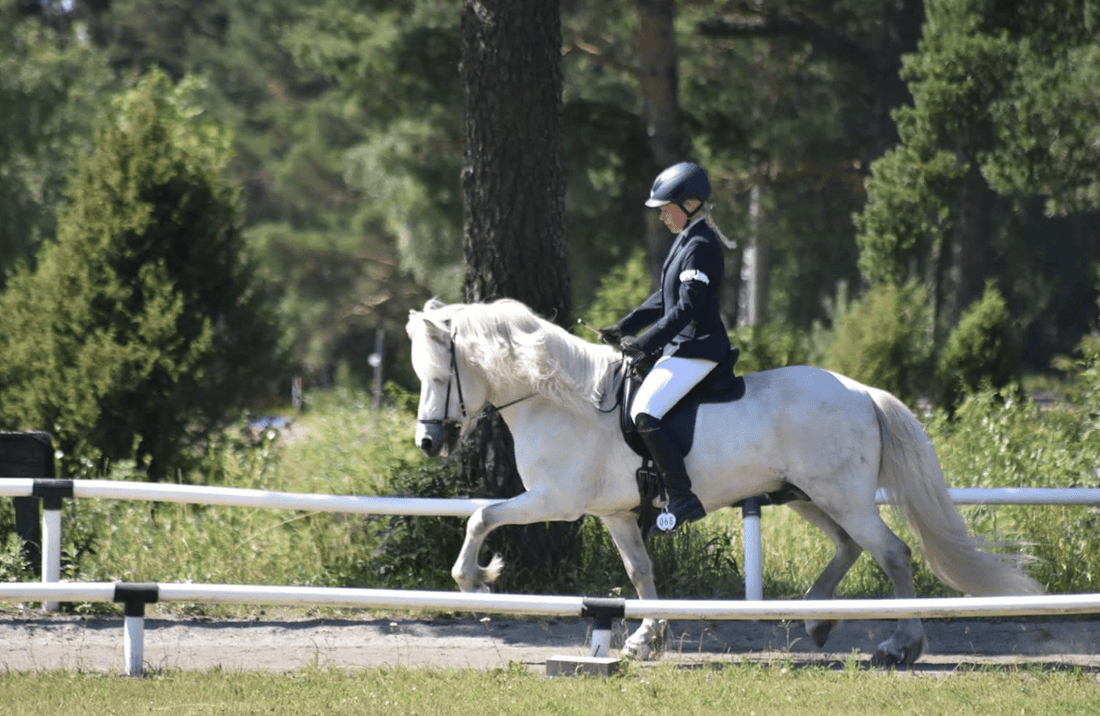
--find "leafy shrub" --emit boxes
[731,322,813,375]
[926,381,1100,593]
[936,283,1020,413]
[579,247,653,338]
[357,457,468,591]
[824,282,933,404]
[0,71,291,481]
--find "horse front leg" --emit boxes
[600,513,663,659]
[451,490,583,593]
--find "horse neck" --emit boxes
[460,325,616,418]
[493,390,619,462]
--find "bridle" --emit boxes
[417,334,468,434]
[417,332,537,435]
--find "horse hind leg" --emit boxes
[839,511,928,666]
[786,501,863,647]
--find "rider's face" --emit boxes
[659,203,688,234]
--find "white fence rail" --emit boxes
[6,478,1100,606]
[4,478,1100,675]
[4,582,1100,676]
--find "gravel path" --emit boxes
[2,611,1098,674]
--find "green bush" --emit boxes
[731,322,813,375]
[936,283,1020,413]
[579,247,653,338]
[0,71,291,481]
[824,282,933,404]
[926,386,1100,594]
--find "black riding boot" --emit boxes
[634,412,705,534]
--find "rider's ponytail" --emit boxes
[700,203,736,250]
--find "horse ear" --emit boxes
[423,314,451,343]
[424,297,447,312]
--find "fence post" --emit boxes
[32,479,73,612]
[0,432,56,579]
[114,583,159,677]
[742,497,763,600]
[581,597,625,657]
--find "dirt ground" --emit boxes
[1,610,1099,674]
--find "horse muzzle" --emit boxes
[416,420,459,457]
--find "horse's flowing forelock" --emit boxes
[444,300,618,414]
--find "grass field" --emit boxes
[0,662,1098,716]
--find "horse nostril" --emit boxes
[419,436,434,453]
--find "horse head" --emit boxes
[406,299,489,457]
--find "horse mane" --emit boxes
[435,299,619,414]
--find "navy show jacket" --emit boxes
[616,217,732,362]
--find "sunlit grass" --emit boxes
[0,662,1096,716]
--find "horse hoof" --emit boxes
[805,619,835,648]
[622,640,651,661]
[871,637,924,667]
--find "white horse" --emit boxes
[406,297,1041,665]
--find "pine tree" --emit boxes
[0,71,291,481]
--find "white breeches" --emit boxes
[629,356,718,421]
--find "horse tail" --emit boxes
[868,388,1042,596]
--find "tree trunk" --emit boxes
[948,163,995,324]
[874,0,924,153]
[459,0,578,586]
[738,184,768,326]
[634,0,683,286]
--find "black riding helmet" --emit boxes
[645,162,711,217]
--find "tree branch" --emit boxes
[561,40,640,80]
[696,11,878,72]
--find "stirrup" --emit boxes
[652,494,705,535]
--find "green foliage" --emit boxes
[0,70,292,480]
[357,457,467,591]
[732,322,814,375]
[936,283,1020,413]
[286,2,464,301]
[578,247,653,337]
[855,0,1100,364]
[0,7,111,284]
[853,143,961,287]
[823,282,933,404]
[926,387,1100,594]
[0,533,35,583]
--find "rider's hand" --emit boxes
[620,336,645,360]
[597,325,623,346]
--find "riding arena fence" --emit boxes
[3,478,1100,676]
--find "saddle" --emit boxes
[618,347,745,461]
[617,349,810,535]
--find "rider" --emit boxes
[600,161,736,535]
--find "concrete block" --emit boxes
[545,655,622,677]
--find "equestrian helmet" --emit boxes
[645,162,711,213]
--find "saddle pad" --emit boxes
[621,370,746,459]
